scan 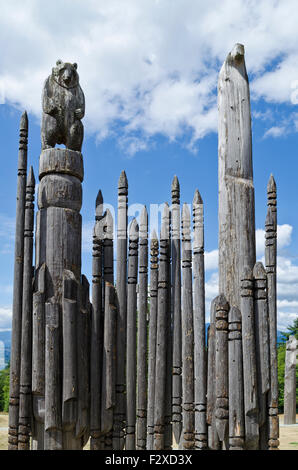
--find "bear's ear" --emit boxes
[73,63,78,70]
[56,59,63,66]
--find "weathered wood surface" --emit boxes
[207,300,220,450]
[253,262,270,450]
[240,267,259,449]
[171,176,182,446]
[90,190,104,449]
[214,294,229,448]
[126,218,139,450]
[192,189,207,450]
[228,306,244,450]
[146,231,159,450]
[114,170,128,450]
[136,206,148,450]
[164,203,172,450]
[9,111,28,450]
[218,44,256,309]
[284,335,297,425]
[181,203,194,450]
[18,167,35,449]
[154,206,169,450]
[265,175,279,450]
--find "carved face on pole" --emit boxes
[52,60,79,89]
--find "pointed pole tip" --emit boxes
[20,110,28,129]
[27,166,35,185]
[193,188,203,204]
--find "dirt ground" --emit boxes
[0,412,297,450]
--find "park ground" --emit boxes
[0,413,297,450]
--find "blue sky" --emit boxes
[0,0,297,331]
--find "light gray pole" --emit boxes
[284,335,297,425]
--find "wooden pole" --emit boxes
[126,218,139,450]
[192,189,207,449]
[253,262,270,449]
[9,111,28,450]
[228,306,245,450]
[240,267,259,449]
[115,170,128,450]
[18,167,35,449]
[181,203,194,450]
[164,202,172,450]
[90,190,104,449]
[146,230,159,449]
[214,294,229,449]
[171,176,182,446]
[154,205,169,450]
[284,335,297,425]
[218,44,256,308]
[265,175,279,450]
[136,206,148,450]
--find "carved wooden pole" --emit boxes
[207,299,220,450]
[154,205,169,450]
[228,306,245,450]
[192,189,207,449]
[126,218,139,450]
[136,206,148,450]
[171,176,182,446]
[114,170,128,450]
[164,202,172,450]
[240,267,259,449]
[101,282,117,445]
[90,190,104,450]
[146,230,159,449]
[9,111,28,450]
[214,294,229,449]
[218,43,256,309]
[253,262,270,449]
[181,203,194,450]
[265,175,279,450]
[18,167,35,449]
[284,335,297,425]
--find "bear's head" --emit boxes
[52,60,79,89]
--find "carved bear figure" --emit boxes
[41,60,85,151]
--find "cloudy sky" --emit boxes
[0,0,297,331]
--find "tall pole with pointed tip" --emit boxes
[284,335,297,425]
[147,230,159,449]
[265,175,279,450]
[18,167,35,449]
[90,190,104,450]
[9,111,28,450]
[126,218,139,450]
[218,43,256,309]
[192,189,207,449]
[136,206,148,450]
[171,176,182,446]
[115,170,128,450]
[181,203,194,450]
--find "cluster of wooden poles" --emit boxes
[89,169,279,451]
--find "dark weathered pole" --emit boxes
[136,206,148,450]
[147,230,159,449]
[101,282,117,443]
[9,111,28,450]
[171,176,182,446]
[181,203,194,450]
[214,294,229,449]
[90,190,104,450]
[240,267,259,449]
[228,306,245,450]
[114,170,128,450]
[126,218,139,450]
[154,205,169,450]
[265,175,279,450]
[164,202,172,450]
[206,300,220,450]
[284,335,297,425]
[18,167,35,449]
[218,44,256,309]
[192,189,207,450]
[253,262,270,450]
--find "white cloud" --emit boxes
[2,1,298,153]
[205,249,218,271]
[256,224,293,258]
[263,126,288,139]
[0,307,12,330]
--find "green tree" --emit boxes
[278,319,298,412]
[0,364,10,412]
